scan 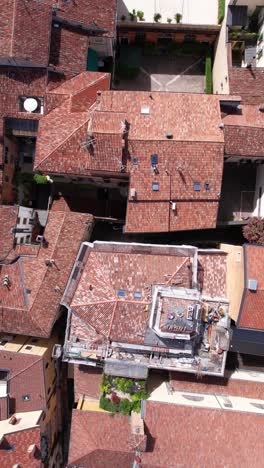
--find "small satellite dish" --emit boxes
[23,98,38,113]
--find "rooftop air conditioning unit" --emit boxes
[248,279,258,291]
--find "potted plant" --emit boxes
[121,14,126,21]
[167,18,172,24]
[154,13,162,22]
[175,13,182,23]
[137,10,145,21]
[129,9,137,21]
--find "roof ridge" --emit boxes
[35,115,89,169]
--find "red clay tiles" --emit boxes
[238,245,264,330]
[0,211,94,337]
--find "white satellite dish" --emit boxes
[23,98,38,113]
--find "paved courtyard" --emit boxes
[115,54,205,93]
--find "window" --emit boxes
[133,157,138,165]
[20,237,24,244]
[152,182,159,191]
[194,182,201,191]
[25,346,32,350]
[117,289,125,297]
[134,291,142,299]
[22,218,27,225]
[22,394,31,401]
[26,235,30,243]
[4,176,9,182]
[17,217,20,224]
[205,182,210,191]
[45,362,49,369]
[151,154,158,166]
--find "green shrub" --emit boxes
[119,398,132,415]
[113,377,134,394]
[33,174,48,184]
[137,10,144,20]
[218,0,225,24]
[154,13,162,23]
[132,400,141,413]
[99,395,119,413]
[205,55,212,94]
[131,390,149,402]
[175,13,182,23]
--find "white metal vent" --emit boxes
[141,106,150,115]
[248,279,258,291]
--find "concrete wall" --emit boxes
[118,0,218,25]
[253,165,264,217]
[213,1,229,94]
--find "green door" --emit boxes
[87,48,98,71]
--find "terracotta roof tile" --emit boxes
[0,211,94,337]
[73,365,102,400]
[238,245,264,330]
[68,410,133,467]
[68,401,264,468]
[0,206,18,259]
[48,72,109,95]
[69,245,205,345]
[0,351,45,416]
[0,426,41,468]
[141,401,264,467]
[98,92,224,142]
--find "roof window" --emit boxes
[152,182,159,191]
[117,289,126,297]
[194,182,200,192]
[151,154,158,167]
[134,291,142,299]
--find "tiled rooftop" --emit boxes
[238,244,264,330]
[0,210,93,337]
[68,410,134,468]
[67,401,264,468]
[64,242,230,376]
[0,206,18,259]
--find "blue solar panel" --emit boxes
[151,154,158,166]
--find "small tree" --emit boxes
[129,9,137,21]
[243,217,264,245]
[137,10,144,20]
[175,13,182,23]
[167,18,172,24]
[154,13,162,22]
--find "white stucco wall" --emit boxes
[253,165,264,217]
[212,1,229,94]
[118,0,218,25]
